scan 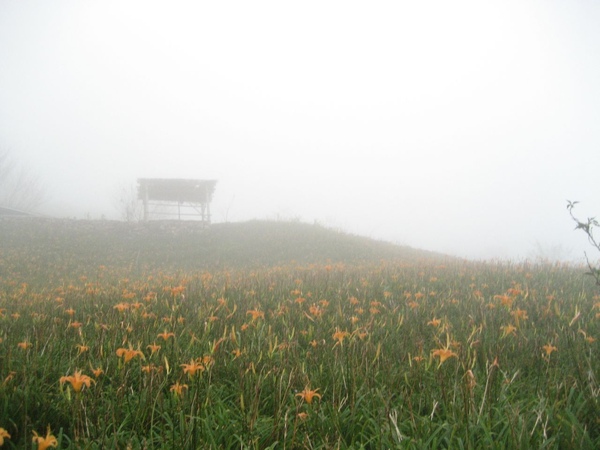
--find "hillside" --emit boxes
[0,218,448,279]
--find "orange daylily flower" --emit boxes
[91,367,103,378]
[122,291,136,300]
[181,359,205,378]
[432,348,458,365]
[500,324,517,337]
[32,426,58,450]
[142,364,164,374]
[157,330,175,341]
[96,323,110,331]
[170,382,188,397]
[579,330,596,343]
[542,344,557,357]
[507,287,522,297]
[296,387,321,404]
[113,303,130,312]
[246,309,264,321]
[76,344,89,355]
[427,318,441,327]
[60,369,94,393]
[171,285,186,296]
[510,308,528,323]
[332,329,350,346]
[3,372,16,385]
[116,346,144,363]
[0,427,10,446]
[18,341,32,350]
[465,370,476,390]
[494,294,513,307]
[147,343,161,355]
[309,304,323,318]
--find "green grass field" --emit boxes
[0,218,599,449]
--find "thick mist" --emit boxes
[1,0,599,260]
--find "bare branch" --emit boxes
[0,150,47,212]
[568,200,600,287]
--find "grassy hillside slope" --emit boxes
[0,218,446,278]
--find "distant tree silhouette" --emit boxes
[113,182,144,222]
[0,150,47,212]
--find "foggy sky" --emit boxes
[1,0,600,261]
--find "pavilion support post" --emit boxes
[142,186,149,221]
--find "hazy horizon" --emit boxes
[1,0,599,261]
